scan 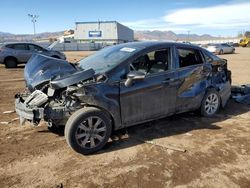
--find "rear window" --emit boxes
[4,44,14,49]
[13,44,26,50]
[177,48,203,68]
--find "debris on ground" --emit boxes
[231,85,250,105]
[0,118,19,125]
[11,118,19,122]
[3,110,15,114]
[0,78,24,82]
[130,134,186,153]
[0,122,10,125]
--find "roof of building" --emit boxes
[75,21,118,24]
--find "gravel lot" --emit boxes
[0,47,249,188]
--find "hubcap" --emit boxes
[75,116,106,149]
[205,93,219,115]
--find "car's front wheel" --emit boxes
[201,90,221,117]
[65,107,112,154]
[218,49,224,55]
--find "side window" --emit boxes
[28,44,43,51]
[130,48,170,75]
[177,48,203,68]
[13,44,26,50]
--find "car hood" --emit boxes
[24,54,95,91]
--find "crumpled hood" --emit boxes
[24,54,94,91]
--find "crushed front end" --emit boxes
[15,87,75,126]
[15,54,95,126]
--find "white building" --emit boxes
[74,21,134,44]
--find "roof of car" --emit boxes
[114,41,201,49]
[3,42,39,46]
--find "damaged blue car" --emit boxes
[15,42,231,154]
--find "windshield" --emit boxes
[78,45,140,74]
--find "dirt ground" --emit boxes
[0,48,249,188]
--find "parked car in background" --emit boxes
[15,42,231,154]
[204,43,235,54]
[0,42,66,68]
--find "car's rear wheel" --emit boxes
[5,57,17,68]
[201,90,220,117]
[65,107,112,154]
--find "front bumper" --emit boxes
[15,96,69,125]
[15,97,45,125]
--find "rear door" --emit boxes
[174,46,212,113]
[119,46,179,126]
[12,44,31,62]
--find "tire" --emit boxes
[247,43,250,47]
[5,57,17,68]
[218,49,223,55]
[65,107,112,155]
[200,90,221,117]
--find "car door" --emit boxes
[12,44,31,62]
[119,46,179,126]
[223,44,231,53]
[174,46,212,113]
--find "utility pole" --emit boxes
[28,14,39,36]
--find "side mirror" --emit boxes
[125,71,145,87]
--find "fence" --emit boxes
[35,42,103,51]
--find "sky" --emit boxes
[0,0,250,36]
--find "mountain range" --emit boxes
[0,30,226,42]
[134,30,220,41]
[0,31,64,42]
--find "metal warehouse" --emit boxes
[74,21,134,44]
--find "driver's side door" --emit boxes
[119,47,178,126]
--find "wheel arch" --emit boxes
[4,56,18,63]
[83,104,115,133]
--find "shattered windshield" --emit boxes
[78,45,140,74]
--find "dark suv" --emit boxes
[0,42,66,68]
[15,42,231,154]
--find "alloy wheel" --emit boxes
[75,116,107,149]
[204,93,219,115]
